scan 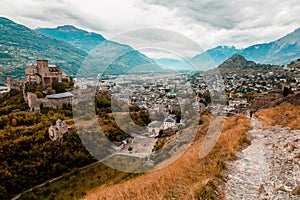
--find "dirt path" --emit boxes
[225,118,300,199]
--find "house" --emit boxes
[0,86,8,94]
[48,119,68,142]
[163,117,176,130]
[228,99,248,108]
[147,121,163,136]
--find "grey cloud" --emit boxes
[111,28,204,58]
[44,8,108,32]
[143,0,300,30]
[144,0,242,29]
[1,0,300,56]
[2,0,108,32]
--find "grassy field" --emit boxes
[256,103,300,129]
[19,162,134,200]
[83,114,251,200]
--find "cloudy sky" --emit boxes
[1,0,300,57]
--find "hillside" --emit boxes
[36,25,106,52]
[190,46,241,70]
[218,54,257,69]
[215,54,277,75]
[3,17,300,77]
[257,103,300,129]
[36,25,162,75]
[0,90,96,199]
[191,28,300,70]
[83,114,251,199]
[242,28,300,64]
[0,88,149,199]
[0,17,87,83]
[287,58,300,69]
[0,18,162,84]
[79,40,162,76]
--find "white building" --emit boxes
[48,119,68,142]
[163,117,176,130]
[148,121,163,136]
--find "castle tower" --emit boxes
[36,60,49,75]
[7,76,12,92]
[36,60,49,85]
[37,59,48,69]
[196,93,200,102]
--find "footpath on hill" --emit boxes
[224,118,300,199]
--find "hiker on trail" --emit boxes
[250,110,253,118]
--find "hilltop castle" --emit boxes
[25,60,68,87]
[7,60,68,91]
[7,60,73,112]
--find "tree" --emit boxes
[283,86,294,97]
[0,185,9,200]
[51,81,66,93]
[46,88,55,95]
[11,118,17,126]
[35,91,43,98]
[231,93,238,99]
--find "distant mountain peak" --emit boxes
[55,25,79,31]
[0,16,10,21]
[36,25,106,52]
[0,17,28,30]
[227,54,247,62]
[191,26,300,69]
[293,27,300,33]
[214,45,238,49]
[218,54,257,69]
[37,25,101,36]
[35,23,161,74]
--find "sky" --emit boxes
[1,0,300,58]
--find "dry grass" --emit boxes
[257,103,300,130]
[83,114,251,200]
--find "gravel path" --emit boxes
[225,118,300,200]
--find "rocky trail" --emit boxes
[225,118,300,200]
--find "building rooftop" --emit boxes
[164,118,175,123]
[46,92,73,99]
[0,86,8,90]
[148,121,163,127]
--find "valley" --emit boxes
[0,12,300,200]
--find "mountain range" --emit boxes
[36,25,106,53]
[0,17,87,83]
[33,22,300,72]
[190,28,300,70]
[0,17,159,84]
[1,16,300,84]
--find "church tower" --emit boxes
[7,76,12,92]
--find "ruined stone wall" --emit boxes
[47,97,72,109]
